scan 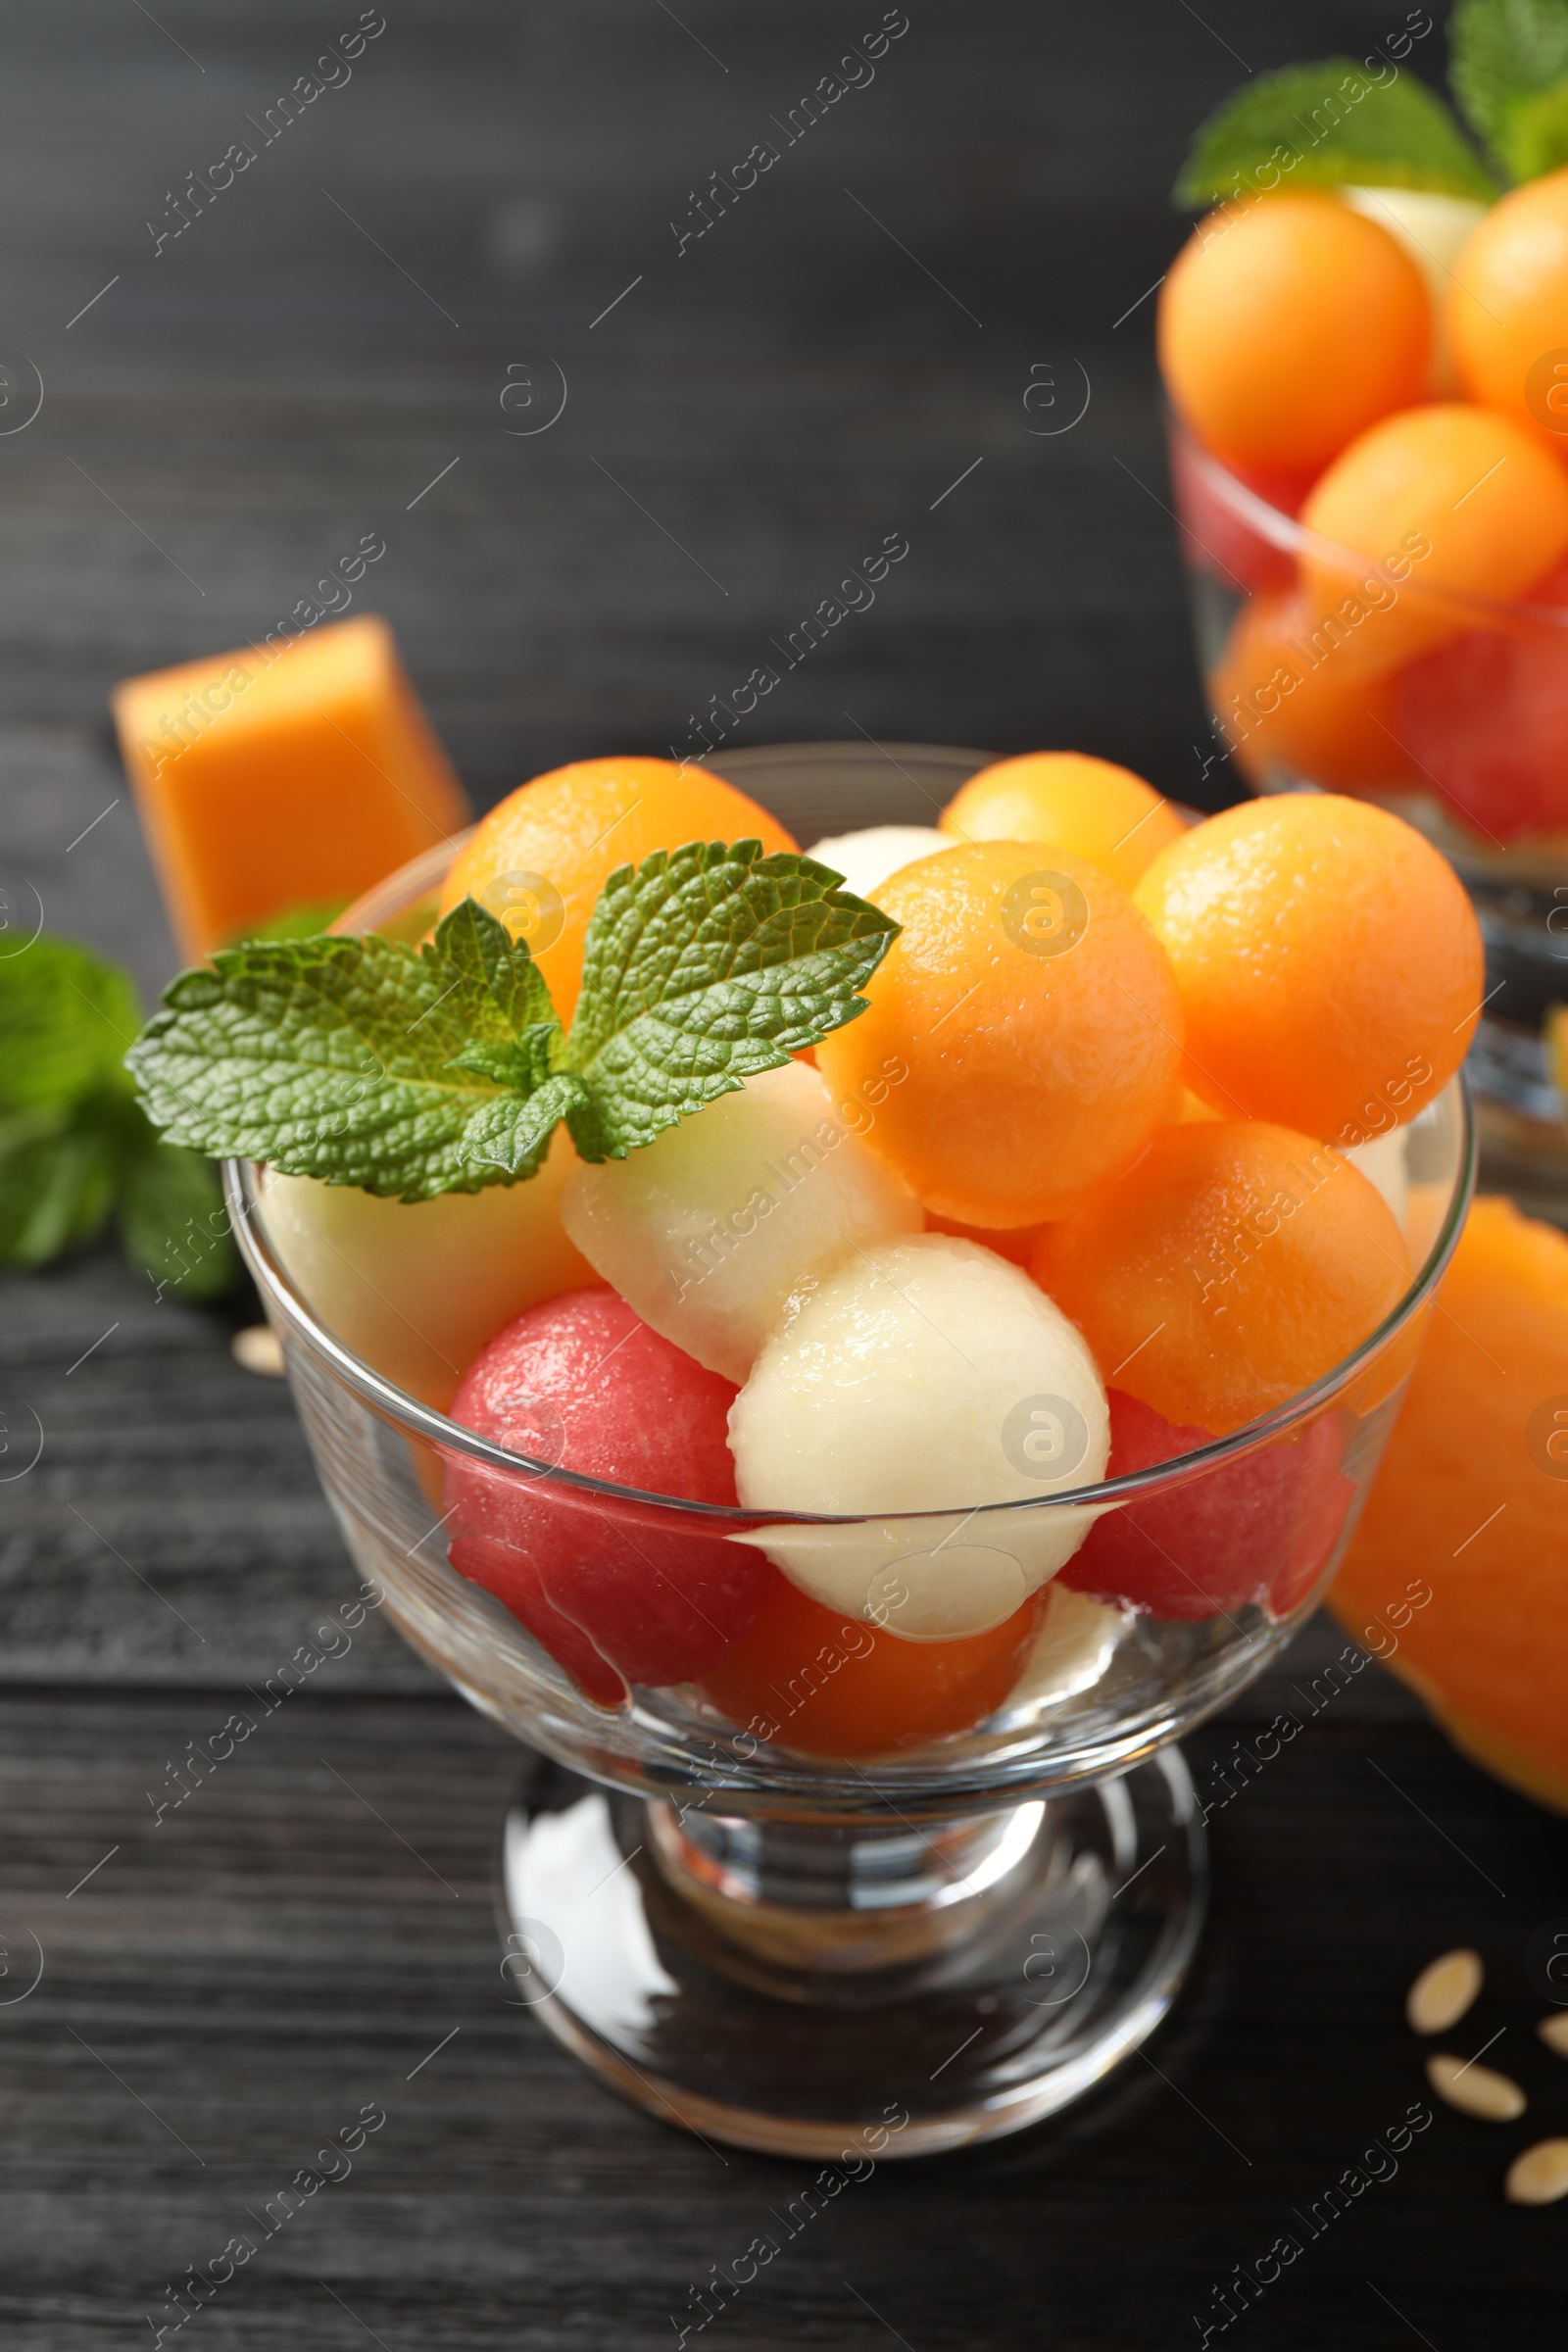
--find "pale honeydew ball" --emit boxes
[260,1127,595,1411]
[806,824,952,902]
[1404,1178,1450,1273]
[728,1233,1109,1639]
[1007,1587,1124,1709]
[1341,188,1489,394]
[560,1060,922,1383]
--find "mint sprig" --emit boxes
[0,932,238,1298]
[1452,0,1568,176]
[125,842,900,1201]
[1175,60,1497,206]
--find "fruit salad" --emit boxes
[125,750,1480,1764]
[1158,6,1568,854]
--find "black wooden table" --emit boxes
[4,4,1566,2344]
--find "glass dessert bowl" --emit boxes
[1168,416,1568,1222]
[225,741,1475,2159]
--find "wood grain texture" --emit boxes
[0,1693,1561,2350]
[0,0,1550,2343]
[0,1241,433,1689]
[0,0,1265,1008]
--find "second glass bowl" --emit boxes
[1168,417,1568,1220]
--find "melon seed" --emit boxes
[1405,1947,1482,2034]
[1426,2051,1525,2122]
[231,1324,285,1377]
[1506,2140,1568,2206]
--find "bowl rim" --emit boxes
[224,747,1478,1525]
[1167,408,1568,633]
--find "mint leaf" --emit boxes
[560,840,899,1160]
[459,1070,589,1177]
[428,894,559,1057]
[117,1109,239,1301]
[1508,74,1568,172]
[120,1129,239,1298]
[125,904,564,1201]
[447,1033,560,1092]
[0,931,239,1293]
[0,934,142,1115]
[1452,0,1568,177]
[0,1100,119,1268]
[221,896,353,947]
[1176,60,1497,204]
[0,936,138,1273]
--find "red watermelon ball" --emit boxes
[1166,430,1309,598]
[1392,551,1568,844]
[443,1289,778,1698]
[1059,1390,1354,1622]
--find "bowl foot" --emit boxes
[498,1749,1206,2160]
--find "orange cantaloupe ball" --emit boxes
[922,1209,1045,1266]
[939,752,1186,892]
[698,1574,1045,1760]
[1030,1121,1410,1436]
[1447,167,1568,462]
[1329,1198,1568,1812]
[1132,795,1482,1146]
[1298,403,1568,676]
[1207,589,1414,795]
[1157,193,1431,476]
[815,842,1183,1228]
[440,757,797,1020]
[1173,1083,1222,1123]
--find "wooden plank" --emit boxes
[0,1242,433,1689]
[0,1689,1554,2348]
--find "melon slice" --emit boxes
[114,613,467,958]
